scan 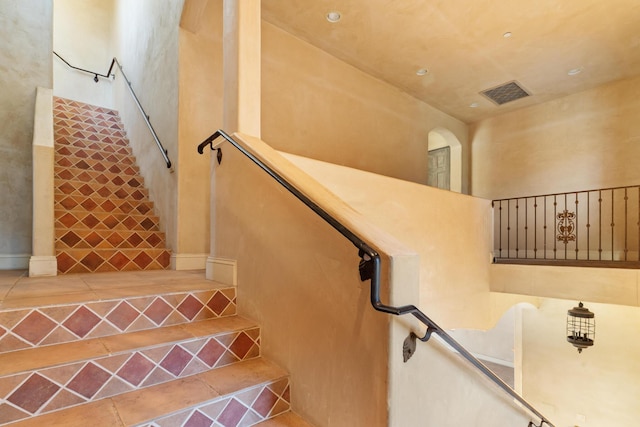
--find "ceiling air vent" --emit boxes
[481,81,530,105]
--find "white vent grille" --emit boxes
[481,81,530,105]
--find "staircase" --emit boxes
[53,98,170,274]
[0,270,312,426]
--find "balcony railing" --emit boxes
[493,185,640,268]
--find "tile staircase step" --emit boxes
[0,283,236,353]
[53,113,124,130]
[54,209,160,232]
[54,123,127,140]
[55,134,133,156]
[55,179,149,201]
[55,145,136,167]
[255,412,316,427]
[0,316,265,424]
[54,98,119,117]
[55,166,144,190]
[5,358,291,427]
[55,228,166,250]
[55,194,154,216]
[56,248,171,274]
[55,154,139,176]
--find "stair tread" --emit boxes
[0,315,257,377]
[0,270,226,310]
[255,412,316,427]
[6,358,287,427]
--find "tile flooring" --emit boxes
[53,97,170,274]
[0,270,307,426]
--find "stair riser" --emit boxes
[56,229,166,250]
[0,328,259,422]
[54,114,124,131]
[56,182,149,202]
[0,288,236,353]
[56,134,132,155]
[141,377,291,427]
[55,123,126,140]
[55,167,144,190]
[56,249,171,274]
[55,210,160,231]
[55,194,155,216]
[55,148,136,166]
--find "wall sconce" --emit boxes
[566,302,595,353]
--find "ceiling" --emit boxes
[262,0,640,123]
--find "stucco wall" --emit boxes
[53,0,115,108]
[112,0,183,252]
[262,22,471,193]
[0,1,53,269]
[522,299,640,427]
[471,75,640,200]
[173,0,221,267]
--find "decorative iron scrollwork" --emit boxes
[556,210,576,244]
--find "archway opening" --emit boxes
[428,128,462,193]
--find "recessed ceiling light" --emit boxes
[469,102,480,108]
[568,67,583,76]
[416,68,428,76]
[326,11,341,23]
[503,32,512,38]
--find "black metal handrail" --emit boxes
[54,51,172,168]
[198,129,554,427]
[53,51,116,82]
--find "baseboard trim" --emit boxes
[0,254,30,270]
[206,257,237,286]
[29,256,58,277]
[170,253,208,271]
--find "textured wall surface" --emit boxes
[113,0,183,252]
[261,22,471,193]
[0,0,53,267]
[471,75,640,200]
[53,0,115,108]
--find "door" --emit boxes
[427,146,450,190]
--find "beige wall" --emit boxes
[285,154,495,329]
[0,0,53,269]
[262,22,471,193]
[112,0,183,253]
[174,0,222,268]
[471,75,640,200]
[522,298,640,427]
[213,134,399,426]
[53,0,115,108]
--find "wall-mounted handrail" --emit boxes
[53,51,172,169]
[112,58,171,169]
[53,51,115,82]
[198,130,554,427]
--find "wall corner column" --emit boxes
[30,86,57,277]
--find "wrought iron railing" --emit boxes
[199,130,554,427]
[493,185,640,267]
[53,51,172,168]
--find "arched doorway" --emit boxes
[427,128,462,193]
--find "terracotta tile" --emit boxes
[40,326,78,346]
[42,388,86,412]
[61,306,100,338]
[0,403,30,424]
[8,398,123,427]
[106,301,139,331]
[12,311,57,345]
[197,339,226,367]
[218,398,249,427]
[93,376,133,400]
[139,366,173,388]
[41,362,84,385]
[80,251,106,271]
[67,362,112,398]
[177,295,204,320]
[7,373,60,413]
[207,292,232,316]
[112,376,219,426]
[184,410,214,427]
[144,298,173,325]
[252,388,279,418]
[117,353,155,386]
[160,346,192,376]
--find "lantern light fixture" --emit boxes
[566,302,595,353]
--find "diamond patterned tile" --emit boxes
[177,295,204,321]
[207,292,231,316]
[218,399,249,427]
[252,388,279,418]
[107,302,139,331]
[197,339,226,367]
[160,346,192,376]
[144,298,173,325]
[7,374,60,414]
[184,410,214,427]
[12,311,57,345]
[66,362,111,398]
[229,333,255,360]
[63,306,101,338]
[117,353,155,386]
